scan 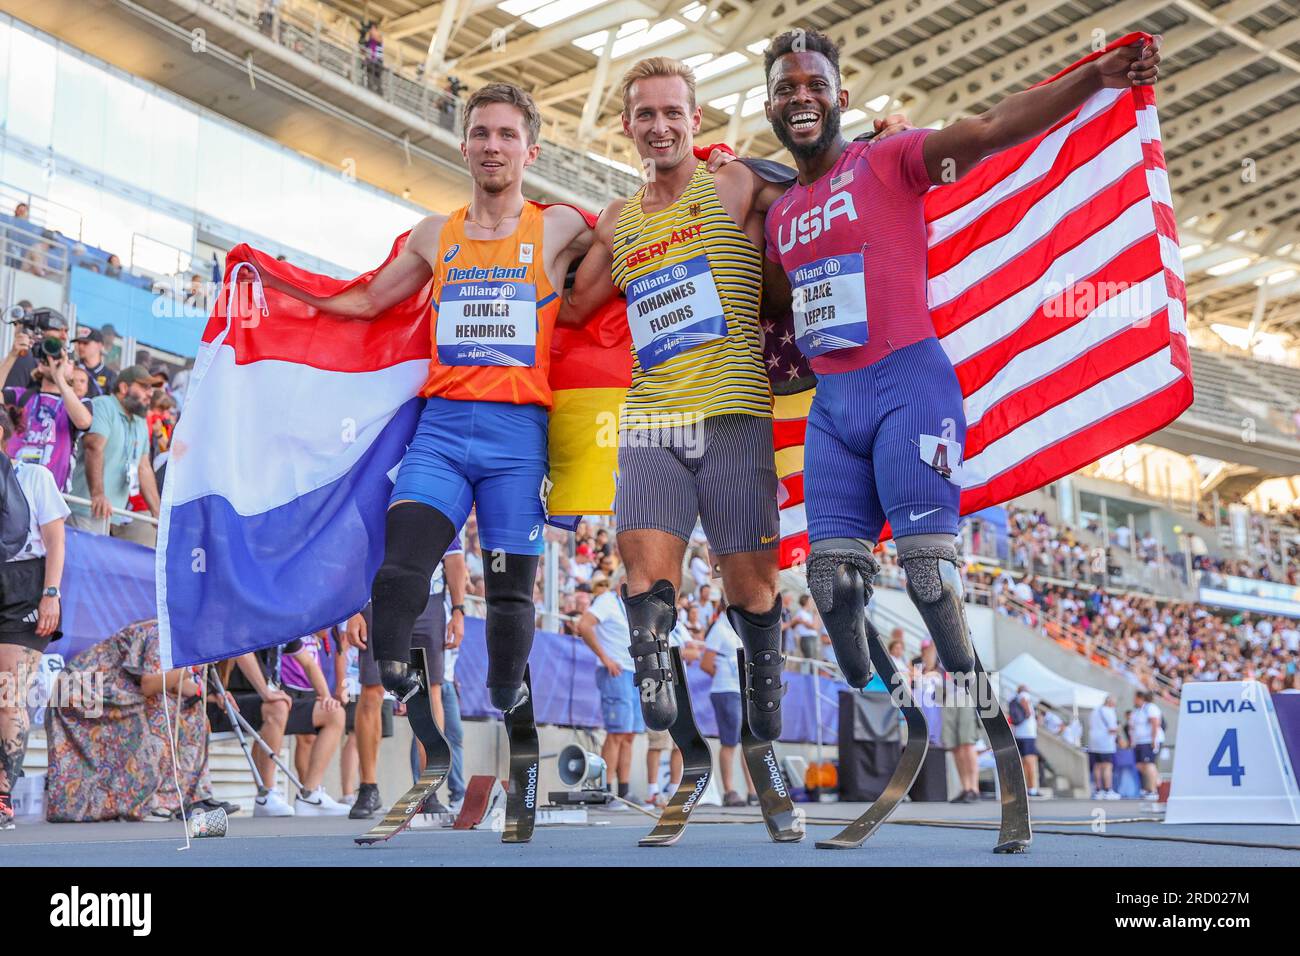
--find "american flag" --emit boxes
[773,33,1192,568]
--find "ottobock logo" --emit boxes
[50,887,151,936]
[681,774,709,814]
[523,762,539,810]
[1188,699,1256,714]
[763,751,787,798]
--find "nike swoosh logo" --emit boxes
[909,508,942,521]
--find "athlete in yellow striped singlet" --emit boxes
[559,57,795,746]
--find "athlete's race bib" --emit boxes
[436,280,538,366]
[790,253,868,357]
[626,254,728,370]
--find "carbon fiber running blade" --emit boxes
[355,648,450,846]
[817,622,929,849]
[738,648,804,843]
[972,649,1032,853]
[639,648,712,847]
[501,665,539,844]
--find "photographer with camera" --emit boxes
[66,365,161,542]
[2,302,54,390]
[0,325,93,492]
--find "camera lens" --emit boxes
[40,337,64,359]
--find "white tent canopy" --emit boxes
[998,654,1108,711]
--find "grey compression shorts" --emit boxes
[615,413,779,555]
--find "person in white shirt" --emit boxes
[701,613,754,807]
[1130,689,1163,798]
[577,589,642,804]
[1012,578,1034,604]
[1088,695,1120,799]
[792,595,820,663]
[1009,685,1041,797]
[0,450,69,830]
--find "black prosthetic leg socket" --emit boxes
[727,599,785,742]
[484,552,541,713]
[370,503,458,694]
[622,580,678,732]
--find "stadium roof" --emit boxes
[10,0,1300,346]
[311,0,1300,342]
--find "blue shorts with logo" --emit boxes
[595,667,645,734]
[390,396,549,555]
[805,337,965,544]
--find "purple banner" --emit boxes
[454,618,846,745]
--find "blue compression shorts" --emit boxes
[390,396,549,555]
[804,337,965,544]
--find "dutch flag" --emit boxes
[157,236,431,668]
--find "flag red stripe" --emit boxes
[930,163,1150,334]
[1152,201,1178,240]
[210,240,435,371]
[781,473,805,509]
[773,417,807,451]
[950,232,1164,395]
[964,307,1171,459]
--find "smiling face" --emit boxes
[461,101,539,195]
[765,50,849,161]
[623,74,701,175]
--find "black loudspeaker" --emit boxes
[908,745,949,802]
[837,691,904,802]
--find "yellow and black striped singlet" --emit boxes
[610,163,770,426]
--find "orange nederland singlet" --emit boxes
[420,201,559,408]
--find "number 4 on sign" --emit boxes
[1208,729,1245,787]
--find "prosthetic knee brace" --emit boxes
[370,503,458,699]
[622,580,678,732]
[805,545,880,688]
[899,539,975,677]
[484,553,541,713]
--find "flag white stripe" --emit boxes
[1159,234,1185,282]
[167,348,427,513]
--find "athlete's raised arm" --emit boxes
[557,200,622,328]
[257,212,446,320]
[923,36,1160,184]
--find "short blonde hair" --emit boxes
[621,57,697,115]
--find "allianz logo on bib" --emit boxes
[777,192,858,253]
